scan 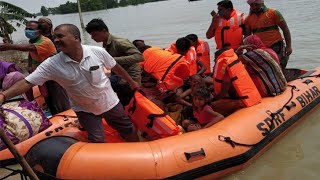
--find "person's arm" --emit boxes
[202,108,224,128]
[0,79,34,104]
[235,44,256,54]
[112,63,140,90]
[114,40,144,65]
[196,60,207,75]
[278,20,292,56]
[175,88,193,107]
[0,43,37,52]
[206,16,219,39]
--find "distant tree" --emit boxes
[0,1,36,43]
[40,6,49,16]
[119,0,128,7]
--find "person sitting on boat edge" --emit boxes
[181,88,224,132]
[244,0,292,68]
[206,0,245,50]
[0,24,140,143]
[85,18,144,106]
[236,35,287,97]
[185,34,212,76]
[211,48,262,116]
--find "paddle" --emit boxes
[0,127,39,180]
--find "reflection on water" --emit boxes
[5,0,320,179]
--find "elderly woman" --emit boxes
[38,17,54,42]
[236,35,287,97]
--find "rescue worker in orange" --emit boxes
[185,34,211,75]
[133,39,190,92]
[211,48,261,116]
[173,37,207,76]
[244,0,292,68]
[206,0,245,50]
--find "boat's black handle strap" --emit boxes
[218,135,259,148]
[184,148,206,160]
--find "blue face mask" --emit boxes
[25,29,39,40]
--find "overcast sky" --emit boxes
[2,0,77,13]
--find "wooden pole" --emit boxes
[0,128,39,180]
[77,0,85,29]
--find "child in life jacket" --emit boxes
[181,88,224,132]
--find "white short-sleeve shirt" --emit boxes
[26,45,119,115]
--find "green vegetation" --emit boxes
[41,6,49,16]
[0,1,35,43]
[45,0,167,15]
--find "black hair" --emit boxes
[192,88,211,109]
[132,39,150,53]
[132,39,144,46]
[85,18,109,33]
[217,0,233,10]
[26,21,39,29]
[55,24,81,41]
[176,37,191,53]
[185,34,198,42]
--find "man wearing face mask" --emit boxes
[244,0,292,69]
[0,20,56,73]
[0,20,70,115]
[206,0,245,50]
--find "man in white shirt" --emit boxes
[0,24,140,143]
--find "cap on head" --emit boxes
[39,17,52,25]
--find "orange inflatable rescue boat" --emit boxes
[0,67,320,180]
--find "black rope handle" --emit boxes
[218,135,260,148]
[266,85,299,120]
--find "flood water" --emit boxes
[5,0,320,179]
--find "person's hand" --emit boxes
[236,44,256,54]
[129,81,140,91]
[285,46,292,56]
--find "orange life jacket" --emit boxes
[196,39,211,74]
[167,43,198,76]
[125,91,181,140]
[213,49,261,107]
[214,9,244,49]
[143,47,190,92]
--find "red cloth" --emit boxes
[243,35,280,64]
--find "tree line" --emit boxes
[41,0,167,16]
